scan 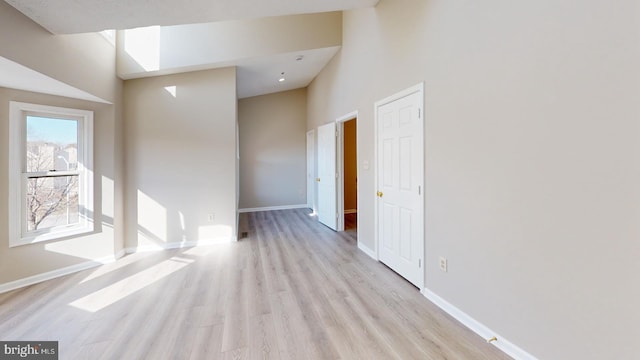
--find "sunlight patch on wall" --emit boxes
[198,224,233,242]
[137,190,167,243]
[102,176,114,219]
[100,30,116,46]
[44,237,112,262]
[124,26,161,72]
[178,211,186,231]
[164,86,177,97]
[178,211,187,241]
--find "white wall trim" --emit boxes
[336,110,358,123]
[124,237,235,254]
[344,209,358,214]
[238,204,309,213]
[357,242,377,260]
[0,252,125,294]
[422,288,538,360]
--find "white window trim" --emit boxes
[9,101,94,247]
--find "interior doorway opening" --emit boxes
[337,111,358,238]
[343,119,357,238]
[306,129,316,215]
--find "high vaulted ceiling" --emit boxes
[4,0,378,34]
[3,0,378,99]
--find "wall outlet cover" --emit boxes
[439,257,448,272]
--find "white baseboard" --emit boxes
[0,253,124,294]
[238,204,309,213]
[344,209,358,214]
[125,237,235,254]
[357,242,377,260]
[422,289,537,360]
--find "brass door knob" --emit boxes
[316,178,321,182]
[376,191,383,198]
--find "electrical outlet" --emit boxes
[207,213,215,222]
[439,257,448,272]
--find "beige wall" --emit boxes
[123,68,238,249]
[0,1,118,103]
[308,0,640,359]
[0,4,123,286]
[238,89,307,209]
[343,119,357,211]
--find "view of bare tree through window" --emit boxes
[25,116,79,232]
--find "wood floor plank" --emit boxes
[247,314,280,360]
[221,268,249,352]
[222,347,249,360]
[0,208,511,360]
[188,324,224,360]
[268,290,316,360]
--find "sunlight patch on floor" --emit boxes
[69,255,193,312]
[78,252,150,284]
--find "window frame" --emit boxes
[9,101,94,247]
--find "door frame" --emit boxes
[336,110,358,232]
[374,82,425,288]
[306,129,316,214]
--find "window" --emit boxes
[9,102,93,247]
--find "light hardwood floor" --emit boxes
[0,209,511,359]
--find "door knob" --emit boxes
[376,191,383,198]
[316,178,321,182]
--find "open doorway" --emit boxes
[337,111,358,239]
[306,129,316,214]
[343,119,357,237]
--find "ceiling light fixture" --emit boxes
[278,72,285,82]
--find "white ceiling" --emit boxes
[4,0,378,35]
[236,47,341,98]
[3,0,378,100]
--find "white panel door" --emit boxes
[376,88,424,288]
[317,122,337,230]
[306,130,315,211]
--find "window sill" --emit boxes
[9,224,95,248]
